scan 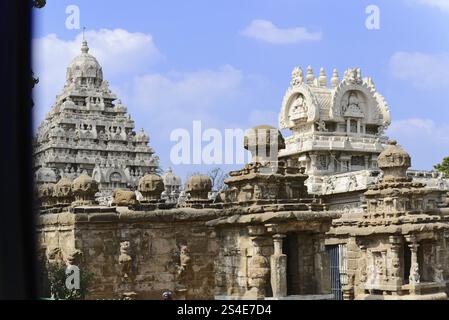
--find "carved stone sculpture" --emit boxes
[119,241,133,280]
[176,244,192,281]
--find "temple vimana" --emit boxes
[35,41,449,300]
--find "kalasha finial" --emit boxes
[318,67,327,87]
[290,67,304,87]
[81,28,89,54]
[81,40,89,54]
[331,69,339,88]
[306,66,315,85]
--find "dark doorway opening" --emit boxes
[404,245,411,283]
[283,233,300,296]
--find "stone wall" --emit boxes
[36,207,221,300]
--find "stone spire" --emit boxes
[331,69,340,88]
[318,67,327,87]
[306,66,315,85]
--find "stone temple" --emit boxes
[34,48,449,300]
[33,41,159,193]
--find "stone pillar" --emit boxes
[357,119,361,134]
[389,236,403,289]
[364,156,370,170]
[407,236,420,294]
[346,119,351,133]
[247,226,270,300]
[270,234,287,298]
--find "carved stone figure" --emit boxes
[119,241,133,280]
[176,245,192,280]
[433,264,444,283]
[409,263,420,284]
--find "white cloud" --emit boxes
[389,51,449,88]
[411,0,449,12]
[32,28,162,127]
[387,118,449,169]
[240,19,322,44]
[129,65,243,112]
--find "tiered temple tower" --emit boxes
[279,66,448,211]
[33,40,159,192]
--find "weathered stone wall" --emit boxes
[36,207,221,300]
[213,225,332,299]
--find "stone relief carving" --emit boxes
[119,241,134,280]
[289,94,308,120]
[409,263,420,284]
[176,244,192,281]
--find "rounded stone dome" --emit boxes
[73,173,99,193]
[66,41,103,85]
[37,183,55,200]
[53,177,74,205]
[61,97,76,110]
[138,174,165,201]
[138,174,164,192]
[186,175,212,193]
[135,128,149,143]
[378,140,411,179]
[35,167,57,184]
[244,125,285,162]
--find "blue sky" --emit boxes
[33,0,449,181]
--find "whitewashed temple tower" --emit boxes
[33,40,159,192]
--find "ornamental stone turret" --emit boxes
[53,177,74,206]
[186,175,212,201]
[72,173,99,206]
[138,174,164,202]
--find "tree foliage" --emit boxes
[44,264,94,300]
[434,156,449,178]
[32,0,46,8]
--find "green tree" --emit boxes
[434,157,449,178]
[32,0,46,9]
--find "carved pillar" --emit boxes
[270,234,287,298]
[389,236,402,289]
[357,119,361,134]
[247,225,270,300]
[346,119,351,133]
[407,236,420,294]
[364,156,369,170]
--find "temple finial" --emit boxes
[81,27,89,54]
[319,67,327,87]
